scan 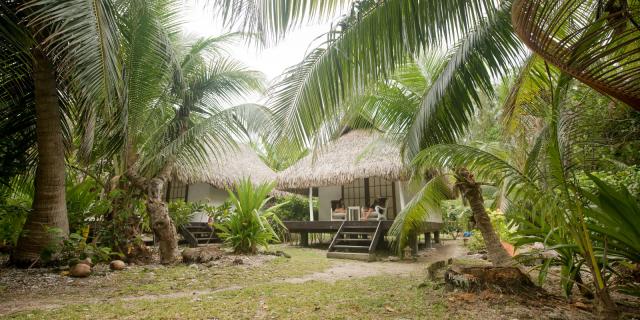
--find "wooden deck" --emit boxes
[283,220,441,233]
[283,220,443,249]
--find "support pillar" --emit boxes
[409,233,418,257]
[300,232,309,247]
[434,231,440,244]
[424,232,432,249]
[308,188,314,221]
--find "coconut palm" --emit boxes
[110,1,266,263]
[1,0,121,266]
[407,69,629,314]
[216,0,639,155]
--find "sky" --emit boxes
[182,3,344,103]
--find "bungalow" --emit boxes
[168,144,277,223]
[277,129,442,260]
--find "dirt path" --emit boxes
[285,241,466,284]
[0,241,466,316]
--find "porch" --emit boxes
[283,220,442,259]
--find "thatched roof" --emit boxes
[175,144,277,189]
[277,130,407,189]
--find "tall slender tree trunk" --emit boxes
[11,49,69,266]
[456,168,513,267]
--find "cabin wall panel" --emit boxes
[318,185,342,221]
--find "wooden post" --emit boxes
[434,231,440,244]
[409,233,418,256]
[308,188,314,221]
[300,232,309,247]
[397,181,406,209]
[424,232,432,249]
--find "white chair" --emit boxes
[361,198,388,221]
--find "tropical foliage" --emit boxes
[216,179,286,254]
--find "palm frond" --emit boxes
[388,175,452,254]
[405,4,527,157]
[512,0,640,109]
[269,0,509,153]
[209,0,348,45]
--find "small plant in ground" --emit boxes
[216,179,287,254]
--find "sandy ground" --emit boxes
[285,241,465,284]
[0,243,464,315]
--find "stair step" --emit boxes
[191,232,214,236]
[340,231,373,235]
[326,252,374,262]
[336,238,371,242]
[334,245,369,250]
[185,227,212,231]
[343,225,377,229]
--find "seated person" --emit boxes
[361,197,387,220]
[331,199,346,219]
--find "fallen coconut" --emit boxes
[109,260,126,271]
[70,263,91,277]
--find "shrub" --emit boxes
[577,165,640,196]
[167,200,195,228]
[442,201,472,239]
[272,195,317,221]
[0,197,29,249]
[41,227,122,265]
[216,179,287,254]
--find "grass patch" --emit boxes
[112,247,332,296]
[6,274,448,320]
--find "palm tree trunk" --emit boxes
[147,176,179,264]
[456,168,513,267]
[11,49,69,266]
[125,163,179,264]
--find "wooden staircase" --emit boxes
[327,221,383,261]
[178,222,218,247]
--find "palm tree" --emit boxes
[1,0,120,266]
[409,70,627,315]
[108,1,266,263]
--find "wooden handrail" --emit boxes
[328,220,346,252]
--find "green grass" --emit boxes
[111,247,332,296]
[3,246,456,320]
[6,275,448,320]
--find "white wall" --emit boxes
[396,181,442,223]
[186,183,229,222]
[318,185,342,221]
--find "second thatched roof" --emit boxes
[277,129,407,189]
[175,144,277,189]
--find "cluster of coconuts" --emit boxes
[68,258,127,277]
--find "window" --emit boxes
[166,180,188,202]
[368,177,396,218]
[342,178,366,209]
[341,177,396,218]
